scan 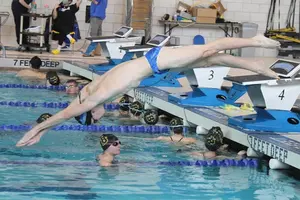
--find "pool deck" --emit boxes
[1,50,300,170]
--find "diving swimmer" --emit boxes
[16,35,281,147]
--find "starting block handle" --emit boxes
[225,83,247,104]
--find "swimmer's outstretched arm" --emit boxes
[16,74,110,147]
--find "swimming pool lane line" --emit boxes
[0,84,83,91]
[0,158,258,167]
[0,101,119,111]
[0,124,170,134]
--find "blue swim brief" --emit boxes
[145,46,167,74]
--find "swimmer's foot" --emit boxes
[251,59,279,79]
[51,49,60,55]
[252,34,281,49]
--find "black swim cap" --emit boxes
[30,56,42,70]
[130,101,143,116]
[46,71,60,86]
[100,134,119,151]
[36,113,52,123]
[170,117,183,134]
[119,95,130,112]
[204,127,223,151]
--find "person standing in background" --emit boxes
[82,0,107,57]
[11,0,33,49]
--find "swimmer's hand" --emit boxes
[16,128,47,147]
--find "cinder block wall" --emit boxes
[0,0,297,57]
[151,0,298,57]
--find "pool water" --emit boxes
[0,72,300,200]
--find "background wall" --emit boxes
[0,0,298,57]
[0,0,125,49]
[151,0,300,57]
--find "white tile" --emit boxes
[250,13,267,22]
[114,5,125,14]
[182,28,200,36]
[234,12,250,22]
[151,25,164,35]
[251,0,269,4]
[106,5,115,14]
[259,5,269,13]
[224,12,235,21]
[226,3,243,11]
[113,23,124,32]
[108,0,125,5]
[102,22,114,32]
[170,27,183,35]
[153,7,167,17]
[242,3,259,13]
[179,36,193,45]
[157,0,177,8]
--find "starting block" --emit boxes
[87,26,141,74]
[226,59,300,132]
[120,34,183,87]
[168,66,247,106]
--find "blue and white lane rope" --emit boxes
[0,124,170,134]
[0,158,259,167]
[0,101,119,111]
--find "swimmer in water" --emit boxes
[17,35,280,147]
[16,56,45,79]
[190,127,247,159]
[97,134,121,167]
[23,113,53,126]
[16,56,81,83]
[46,71,61,86]
[36,113,53,124]
[156,118,196,144]
[65,79,80,95]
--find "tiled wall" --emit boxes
[0,0,297,57]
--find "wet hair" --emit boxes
[46,71,60,86]
[30,56,42,70]
[170,118,183,134]
[204,127,223,151]
[36,113,52,124]
[66,79,78,86]
[100,134,119,151]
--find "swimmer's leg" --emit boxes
[199,53,278,78]
[156,35,280,71]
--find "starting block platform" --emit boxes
[134,86,300,169]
